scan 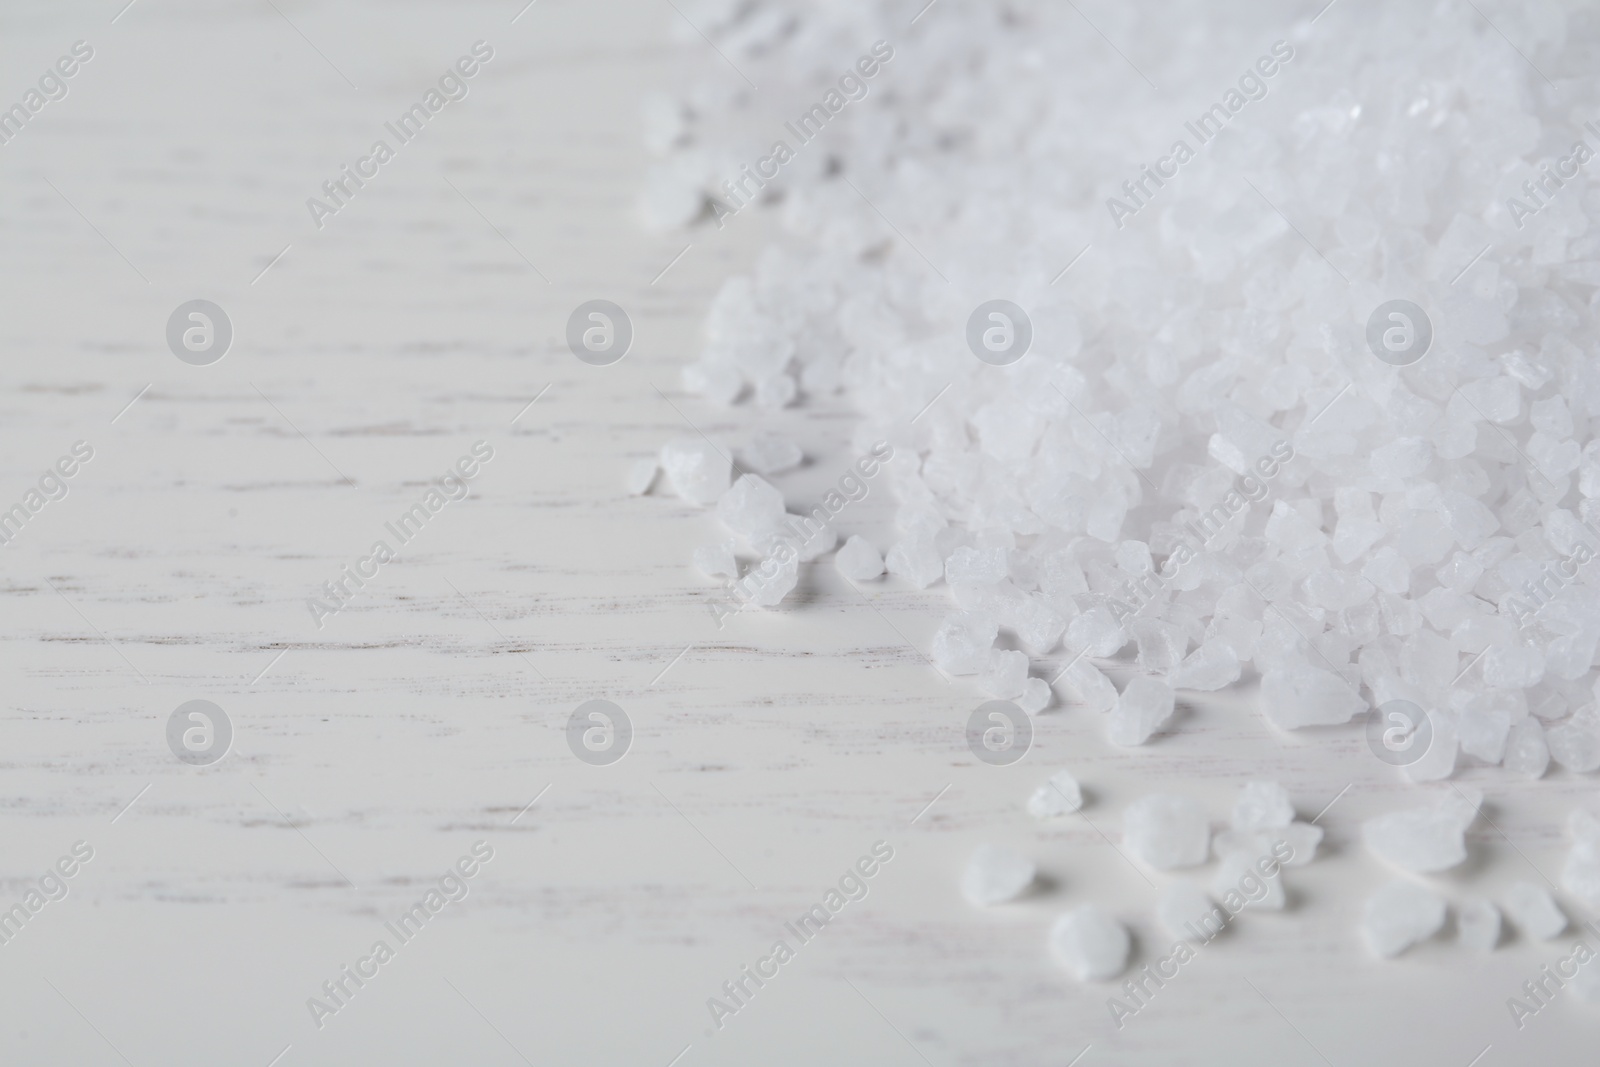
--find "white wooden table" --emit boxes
[0,2,1592,1064]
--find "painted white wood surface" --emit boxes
[0,2,1593,1064]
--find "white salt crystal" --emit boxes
[1482,643,1544,689]
[1232,782,1294,831]
[1562,808,1600,910]
[1361,791,1479,873]
[754,374,796,409]
[716,473,787,542]
[980,649,1029,699]
[1159,881,1223,942]
[1361,546,1412,595]
[1362,880,1446,958]
[1026,770,1082,819]
[1170,641,1241,691]
[1211,850,1285,911]
[1457,896,1500,951]
[1130,618,1187,674]
[625,457,658,495]
[885,531,944,588]
[1212,823,1322,867]
[930,612,998,675]
[744,553,798,608]
[1060,659,1117,713]
[1503,718,1550,778]
[834,535,884,580]
[960,844,1035,906]
[1504,881,1566,940]
[1457,704,1511,763]
[1547,712,1600,772]
[1067,607,1127,657]
[1260,665,1366,729]
[1123,794,1209,869]
[660,437,731,506]
[1049,905,1129,981]
[739,433,802,475]
[1108,676,1176,746]
[1016,676,1051,715]
[693,540,737,579]
[946,546,1007,586]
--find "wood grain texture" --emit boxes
[0,2,1593,1065]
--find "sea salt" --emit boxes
[716,473,787,543]
[1026,770,1082,819]
[1457,897,1500,952]
[1562,807,1600,910]
[1504,882,1566,940]
[1159,881,1222,942]
[1362,881,1447,958]
[739,433,802,475]
[1016,676,1051,715]
[980,649,1029,699]
[1212,822,1322,867]
[960,844,1035,906]
[1049,905,1129,981]
[1362,791,1479,873]
[835,534,884,580]
[931,612,999,675]
[659,437,730,506]
[693,540,737,580]
[885,531,944,589]
[1231,782,1294,831]
[1211,850,1285,911]
[1123,794,1209,869]
[1107,677,1176,747]
[625,457,658,495]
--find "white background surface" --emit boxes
[0,1,1595,1064]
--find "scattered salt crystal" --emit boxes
[1016,676,1051,715]
[1361,791,1479,873]
[960,844,1035,906]
[753,374,796,409]
[739,433,802,475]
[1108,676,1176,746]
[930,612,998,675]
[834,535,884,580]
[1563,807,1600,910]
[1211,850,1285,911]
[1026,770,1082,819]
[1457,703,1511,763]
[1212,823,1322,867]
[1503,881,1566,940]
[1170,641,1241,691]
[885,531,944,588]
[1048,905,1129,981]
[1457,897,1500,951]
[1232,782,1294,831]
[1066,607,1127,658]
[1159,881,1222,942]
[1060,659,1117,713]
[980,649,1029,699]
[1361,880,1446,958]
[1547,710,1600,772]
[1260,665,1366,729]
[1122,794,1209,869]
[1503,718,1550,778]
[625,457,658,495]
[744,553,798,608]
[946,546,1008,586]
[659,437,731,506]
[716,473,787,543]
[692,540,737,580]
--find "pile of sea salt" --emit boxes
[639,0,1600,971]
[642,0,1600,778]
